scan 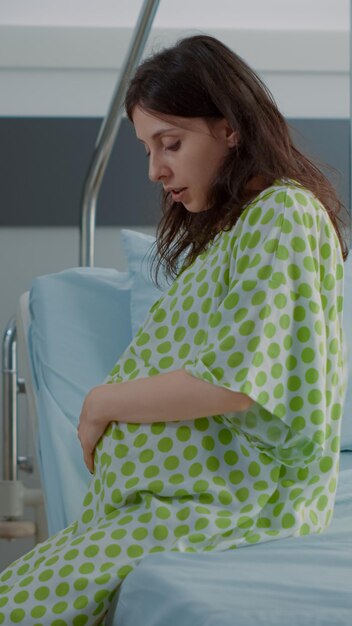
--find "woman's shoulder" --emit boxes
[224,178,329,239]
[241,179,324,219]
[212,178,340,264]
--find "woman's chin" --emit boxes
[183,203,205,213]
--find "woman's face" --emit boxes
[132,106,236,213]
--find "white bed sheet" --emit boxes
[110,457,352,626]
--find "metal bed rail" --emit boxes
[0,318,45,541]
[0,0,160,542]
[80,0,160,268]
[2,317,19,483]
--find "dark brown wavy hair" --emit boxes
[125,35,349,284]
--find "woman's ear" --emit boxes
[225,124,238,148]
[213,118,238,147]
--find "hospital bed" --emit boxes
[1,1,352,623]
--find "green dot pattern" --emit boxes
[0,182,345,624]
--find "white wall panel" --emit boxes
[0,0,349,29]
[0,26,348,117]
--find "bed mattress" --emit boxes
[109,457,352,626]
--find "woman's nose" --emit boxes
[148,153,169,183]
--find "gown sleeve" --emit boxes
[184,187,345,467]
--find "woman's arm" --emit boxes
[78,369,253,472]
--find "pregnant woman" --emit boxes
[0,35,347,626]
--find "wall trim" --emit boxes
[0,25,348,72]
[0,26,348,117]
[0,117,349,227]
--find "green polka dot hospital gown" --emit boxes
[0,180,346,625]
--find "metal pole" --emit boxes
[2,318,18,481]
[79,0,160,267]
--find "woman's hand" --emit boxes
[77,385,115,474]
[77,371,253,472]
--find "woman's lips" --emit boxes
[171,188,187,201]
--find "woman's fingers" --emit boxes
[84,451,94,474]
[76,425,95,473]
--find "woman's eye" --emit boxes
[144,140,180,158]
[164,140,181,152]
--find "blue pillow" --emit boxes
[121,230,352,451]
[29,267,132,533]
[120,229,166,335]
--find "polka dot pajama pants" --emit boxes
[0,424,161,625]
[0,417,258,625]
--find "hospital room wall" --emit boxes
[0,0,349,569]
